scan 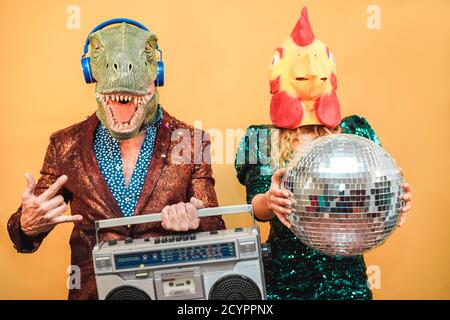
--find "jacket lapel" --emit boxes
[79,113,123,218]
[134,108,172,216]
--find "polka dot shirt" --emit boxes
[93,107,162,217]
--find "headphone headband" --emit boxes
[81,18,164,86]
[83,18,153,56]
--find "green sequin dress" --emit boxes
[235,115,381,300]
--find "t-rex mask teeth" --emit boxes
[95,90,153,130]
[268,6,341,129]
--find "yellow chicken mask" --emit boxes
[269,7,341,129]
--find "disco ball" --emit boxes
[282,134,404,256]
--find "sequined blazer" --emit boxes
[7,107,225,300]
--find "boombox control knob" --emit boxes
[261,243,272,262]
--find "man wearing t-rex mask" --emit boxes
[6,19,224,300]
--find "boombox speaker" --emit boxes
[92,205,267,300]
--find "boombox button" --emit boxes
[234,227,244,232]
[108,239,117,246]
[154,238,161,244]
[144,238,150,242]
[168,236,175,242]
[135,271,149,279]
[125,237,133,244]
[182,235,189,241]
[176,236,182,242]
[189,234,196,240]
[210,230,218,235]
[161,237,168,243]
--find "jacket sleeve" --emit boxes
[7,134,66,253]
[187,131,225,231]
[235,125,274,221]
[340,115,382,146]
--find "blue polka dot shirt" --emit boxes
[93,107,162,217]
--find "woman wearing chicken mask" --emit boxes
[235,7,412,300]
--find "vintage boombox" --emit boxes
[92,205,268,300]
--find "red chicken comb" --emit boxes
[290,6,315,46]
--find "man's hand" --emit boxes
[161,197,203,231]
[20,173,83,237]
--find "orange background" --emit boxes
[0,0,449,299]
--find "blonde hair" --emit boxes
[271,125,341,168]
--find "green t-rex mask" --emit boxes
[89,22,160,140]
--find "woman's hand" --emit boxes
[265,168,294,228]
[398,168,413,227]
[398,168,413,226]
[161,197,203,231]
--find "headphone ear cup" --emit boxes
[155,60,164,87]
[81,57,96,83]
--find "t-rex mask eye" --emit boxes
[268,6,341,129]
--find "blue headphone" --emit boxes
[81,18,164,86]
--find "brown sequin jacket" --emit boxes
[6,107,225,300]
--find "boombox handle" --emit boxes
[94,204,255,245]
